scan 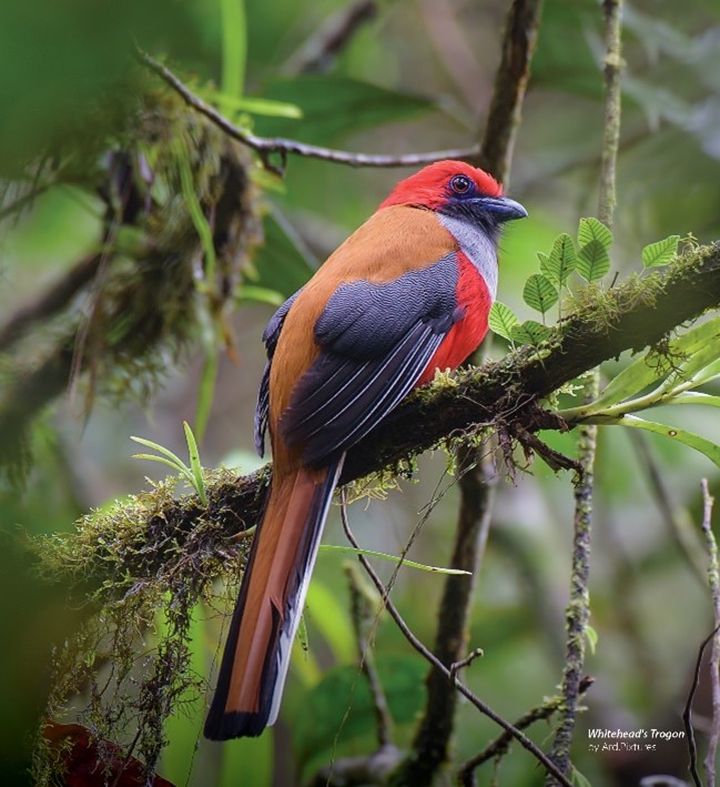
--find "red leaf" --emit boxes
[44,721,175,787]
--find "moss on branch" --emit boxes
[35,239,720,601]
[0,86,261,481]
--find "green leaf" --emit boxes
[542,233,577,286]
[669,392,720,408]
[523,274,558,314]
[294,655,426,769]
[577,217,612,282]
[620,415,720,469]
[488,301,519,341]
[174,138,217,281]
[220,0,246,99]
[130,453,194,485]
[208,92,302,118]
[578,216,613,251]
[183,421,208,506]
[130,436,189,474]
[319,544,471,576]
[642,234,680,268]
[253,76,434,145]
[691,358,720,387]
[304,580,356,664]
[235,285,285,306]
[668,338,720,386]
[588,317,720,410]
[510,320,553,345]
[577,240,610,282]
[585,624,598,655]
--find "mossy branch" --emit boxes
[547,1,624,780]
[39,240,720,599]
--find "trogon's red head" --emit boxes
[379,159,526,226]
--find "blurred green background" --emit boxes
[2,0,720,785]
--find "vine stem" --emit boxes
[546,0,624,782]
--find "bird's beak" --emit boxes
[479,196,528,223]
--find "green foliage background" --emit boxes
[2,0,720,785]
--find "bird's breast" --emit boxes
[416,251,492,385]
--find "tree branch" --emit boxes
[684,624,720,787]
[43,241,720,595]
[137,49,482,176]
[457,676,594,787]
[472,0,543,183]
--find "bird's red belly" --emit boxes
[416,253,492,386]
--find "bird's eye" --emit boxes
[450,174,472,195]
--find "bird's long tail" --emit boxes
[204,457,343,740]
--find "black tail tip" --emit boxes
[204,709,269,741]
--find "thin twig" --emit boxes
[458,676,594,787]
[137,49,481,177]
[284,0,378,75]
[339,495,574,787]
[449,647,484,683]
[547,1,624,782]
[322,471,456,785]
[700,479,720,787]
[546,385,598,783]
[511,422,580,474]
[684,625,720,787]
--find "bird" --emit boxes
[204,159,527,740]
